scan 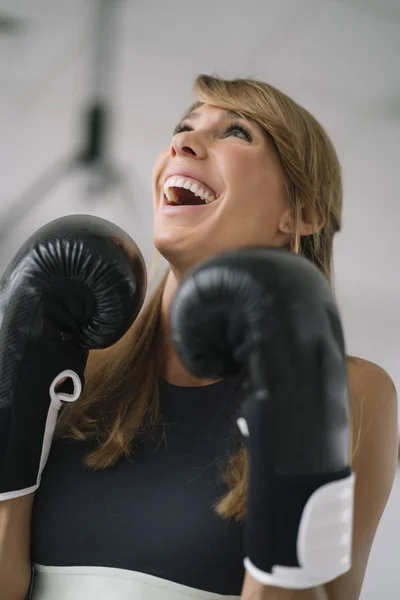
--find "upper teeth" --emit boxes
[163,176,217,204]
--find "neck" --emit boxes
[159,269,218,387]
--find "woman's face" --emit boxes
[152,104,291,273]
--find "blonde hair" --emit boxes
[57,74,357,522]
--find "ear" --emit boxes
[278,208,325,236]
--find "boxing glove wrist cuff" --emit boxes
[244,472,355,590]
[0,368,82,501]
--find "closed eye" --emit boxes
[173,123,192,135]
[173,121,253,143]
[224,122,252,142]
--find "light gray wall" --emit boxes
[1,1,399,597]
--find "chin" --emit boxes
[154,237,213,277]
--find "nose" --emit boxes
[171,131,207,160]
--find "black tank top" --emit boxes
[31,378,246,595]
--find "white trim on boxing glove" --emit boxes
[244,472,355,589]
[0,370,82,501]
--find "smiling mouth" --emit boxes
[163,176,218,206]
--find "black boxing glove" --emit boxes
[170,247,354,590]
[0,215,146,500]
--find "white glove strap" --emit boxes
[244,472,355,589]
[0,370,82,501]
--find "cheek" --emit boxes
[220,150,278,194]
[219,157,287,241]
[225,158,284,210]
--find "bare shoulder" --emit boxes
[347,355,397,388]
[324,356,398,598]
[347,354,398,513]
[347,355,398,409]
[347,355,398,465]
[347,356,397,417]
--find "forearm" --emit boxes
[241,572,329,600]
[0,495,34,600]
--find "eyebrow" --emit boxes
[183,108,246,121]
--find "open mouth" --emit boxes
[163,176,218,206]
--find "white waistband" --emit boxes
[32,564,241,600]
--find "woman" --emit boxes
[2,75,398,600]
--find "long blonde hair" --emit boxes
[58,74,357,521]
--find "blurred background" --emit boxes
[0,0,399,597]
